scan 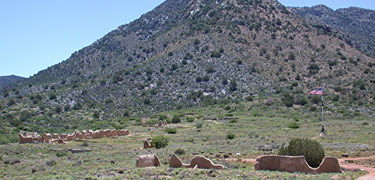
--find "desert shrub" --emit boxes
[172,115,181,123]
[294,96,308,106]
[165,128,177,134]
[93,111,100,119]
[288,122,300,129]
[144,98,151,105]
[170,64,178,71]
[152,135,169,149]
[278,138,325,168]
[159,114,168,120]
[56,151,70,157]
[282,92,294,107]
[73,102,82,110]
[222,78,228,85]
[0,135,9,145]
[227,133,235,139]
[174,149,185,155]
[229,119,238,123]
[186,117,195,122]
[210,51,222,58]
[229,79,237,91]
[202,75,210,82]
[196,123,203,128]
[308,63,320,74]
[245,96,254,101]
[7,99,15,107]
[310,96,321,104]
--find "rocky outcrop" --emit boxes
[169,154,224,169]
[255,155,342,173]
[136,154,161,168]
[19,129,129,145]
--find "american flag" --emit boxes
[308,88,323,95]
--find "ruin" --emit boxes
[143,139,154,149]
[136,154,161,168]
[169,154,224,169]
[141,120,168,128]
[255,155,342,173]
[19,129,130,145]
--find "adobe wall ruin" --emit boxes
[255,155,342,173]
[19,129,129,145]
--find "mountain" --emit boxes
[0,75,24,89]
[1,0,374,136]
[289,5,375,57]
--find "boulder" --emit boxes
[255,155,342,173]
[136,154,161,168]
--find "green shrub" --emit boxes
[159,114,168,120]
[152,135,169,149]
[288,122,300,129]
[172,115,181,123]
[282,93,294,107]
[0,135,9,145]
[93,111,100,119]
[245,96,254,101]
[196,123,203,128]
[227,133,235,139]
[210,51,222,58]
[165,128,177,134]
[229,79,237,91]
[186,117,195,122]
[229,119,238,123]
[278,138,325,168]
[56,151,70,157]
[174,149,185,155]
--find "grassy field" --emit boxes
[0,99,374,179]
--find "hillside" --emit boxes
[0,75,24,89]
[289,5,375,57]
[1,0,374,142]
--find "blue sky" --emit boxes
[0,0,374,77]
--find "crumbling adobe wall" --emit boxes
[255,155,342,173]
[19,129,130,145]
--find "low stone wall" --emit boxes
[255,155,342,173]
[19,129,129,145]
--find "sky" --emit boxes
[0,0,374,78]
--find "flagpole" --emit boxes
[321,88,324,125]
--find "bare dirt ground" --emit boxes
[225,156,375,180]
[339,156,375,180]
